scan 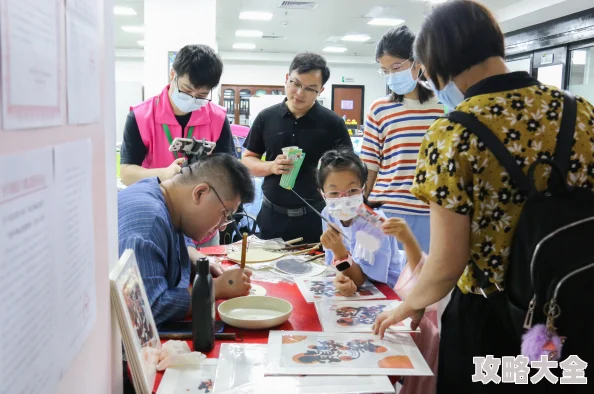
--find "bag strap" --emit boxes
[446,91,579,293]
[549,91,577,188]
[447,111,531,196]
[445,111,528,291]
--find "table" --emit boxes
[153,277,400,393]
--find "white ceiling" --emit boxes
[114,0,594,56]
[114,0,144,49]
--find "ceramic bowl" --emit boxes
[218,296,292,329]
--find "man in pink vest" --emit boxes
[120,44,234,261]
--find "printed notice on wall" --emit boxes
[0,147,59,393]
[66,0,101,124]
[341,100,354,110]
[53,139,97,372]
[0,141,97,393]
[0,0,63,130]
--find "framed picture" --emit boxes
[157,359,218,394]
[110,249,161,394]
[214,343,395,394]
[315,300,419,333]
[265,331,432,377]
[168,51,177,76]
[295,277,386,303]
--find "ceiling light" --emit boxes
[323,46,347,53]
[368,18,405,26]
[239,11,274,20]
[137,40,145,47]
[362,6,389,19]
[121,25,144,33]
[341,34,371,42]
[233,43,256,50]
[114,6,137,15]
[235,30,263,38]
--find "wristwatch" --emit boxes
[333,253,353,272]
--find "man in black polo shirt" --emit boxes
[242,53,352,243]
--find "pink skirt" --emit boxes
[394,255,449,394]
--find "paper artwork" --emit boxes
[111,250,161,394]
[295,277,385,303]
[156,359,218,394]
[214,343,395,394]
[266,331,432,377]
[315,300,419,333]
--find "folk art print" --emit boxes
[266,331,433,376]
[295,277,386,303]
[315,300,418,333]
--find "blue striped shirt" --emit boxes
[118,178,191,326]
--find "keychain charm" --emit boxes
[521,298,565,361]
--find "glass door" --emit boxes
[505,55,532,75]
[533,47,567,90]
[568,42,594,103]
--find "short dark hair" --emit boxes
[316,149,381,208]
[177,154,255,204]
[376,26,434,104]
[172,44,223,90]
[289,52,331,86]
[414,0,505,89]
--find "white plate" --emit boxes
[227,248,285,264]
[218,296,292,329]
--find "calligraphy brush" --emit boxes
[289,189,351,242]
[240,232,248,269]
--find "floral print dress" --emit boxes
[410,72,594,295]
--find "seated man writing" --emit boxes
[118,153,254,325]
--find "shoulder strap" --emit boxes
[551,91,577,184]
[447,111,531,196]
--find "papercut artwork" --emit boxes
[295,277,385,303]
[265,331,433,376]
[315,300,418,333]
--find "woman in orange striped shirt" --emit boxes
[362,26,444,253]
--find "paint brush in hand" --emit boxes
[289,188,351,242]
[240,232,248,269]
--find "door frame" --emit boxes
[331,84,365,124]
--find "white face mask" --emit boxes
[326,194,363,221]
[170,77,209,113]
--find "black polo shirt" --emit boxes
[244,99,352,208]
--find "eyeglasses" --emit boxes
[322,187,365,199]
[208,184,236,229]
[175,76,212,102]
[287,79,320,95]
[377,58,413,78]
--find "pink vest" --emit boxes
[131,85,227,170]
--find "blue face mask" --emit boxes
[385,64,418,95]
[427,79,465,110]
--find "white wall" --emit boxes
[115,59,144,82]
[220,59,386,117]
[143,0,216,98]
[115,60,144,142]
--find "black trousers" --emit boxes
[257,203,323,244]
[438,288,592,394]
